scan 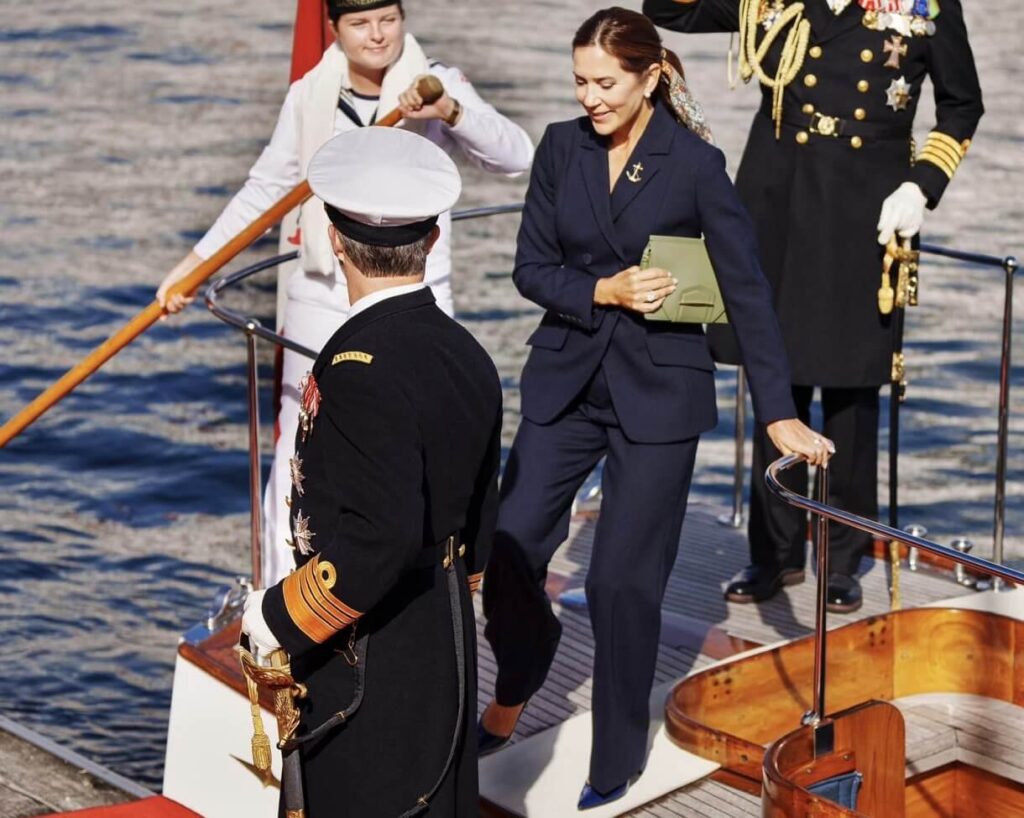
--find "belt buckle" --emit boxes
[809,112,840,138]
[442,535,466,570]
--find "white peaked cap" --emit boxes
[308,128,462,242]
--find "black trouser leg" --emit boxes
[748,384,880,578]
[585,429,698,792]
[483,412,606,707]
[817,386,880,577]
[749,384,814,571]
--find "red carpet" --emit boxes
[45,797,201,817]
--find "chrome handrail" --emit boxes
[727,244,1017,569]
[766,453,1024,725]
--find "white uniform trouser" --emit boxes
[261,264,452,587]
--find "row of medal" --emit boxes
[857,0,940,38]
[760,1,939,38]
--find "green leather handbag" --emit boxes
[641,235,727,324]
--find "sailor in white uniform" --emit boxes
[157,0,533,585]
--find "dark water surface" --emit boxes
[0,0,1021,788]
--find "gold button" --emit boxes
[803,74,817,88]
[857,80,870,93]
[802,103,815,114]
[854,108,866,120]
[851,136,863,149]
[860,49,873,63]
[809,45,822,58]
[796,131,809,144]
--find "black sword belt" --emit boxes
[283,533,467,818]
[762,101,913,141]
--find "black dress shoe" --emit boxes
[825,574,863,613]
[477,719,512,757]
[724,564,805,603]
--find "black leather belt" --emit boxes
[762,101,912,141]
[413,534,466,569]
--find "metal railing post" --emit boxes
[803,465,830,727]
[245,325,263,591]
[992,255,1017,591]
[719,367,746,528]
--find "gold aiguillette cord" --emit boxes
[246,671,273,774]
[239,644,304,788]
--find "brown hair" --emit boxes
[572,6,685,104]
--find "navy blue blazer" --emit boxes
[513,101,797,444]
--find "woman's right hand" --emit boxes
[594,265,677,314]
[766,419,835,468]
[156,251,203,314]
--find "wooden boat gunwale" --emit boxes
[665,606,1024,790]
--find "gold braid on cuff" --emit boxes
[468,572,484,594]
[917,131,971,180]
[282,555,362,644]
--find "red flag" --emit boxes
[290,0,333,83]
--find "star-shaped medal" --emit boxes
[885,76,912,111]
[289,456,305,497]
[291,509,315,555]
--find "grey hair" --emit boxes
[337,232,432,278]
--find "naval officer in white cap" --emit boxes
[157,0,533,588]
[242,126,503,818]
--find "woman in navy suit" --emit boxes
[479,7,832,809]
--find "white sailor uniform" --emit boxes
[193,37,533,585]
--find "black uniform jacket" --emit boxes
[515,100,796,441]
[263,287,502,817]
[645,0,983,386]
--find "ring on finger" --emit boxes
[645,290,655,303]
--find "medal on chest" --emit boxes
[289,455,305,497]
[885,76,913,111]
[860,0,938,37]
[297,372,321,443]
[289,508,316,556]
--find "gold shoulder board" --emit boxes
[332,351,374,366]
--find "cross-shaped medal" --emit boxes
[626,162,644,183]
[883,34,908,70]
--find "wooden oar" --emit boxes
[0,76,444,447]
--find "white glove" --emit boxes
[877,182,927,245]
[241,589,282,654]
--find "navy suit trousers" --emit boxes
[483,368,698,791]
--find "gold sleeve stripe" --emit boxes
[922,141,962,160]
[917,131,968,180]
[468,572,483,594]
[918,149,958,179]
[923,143,963,168]
[927,131,968,157]
[282,556,362,643]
